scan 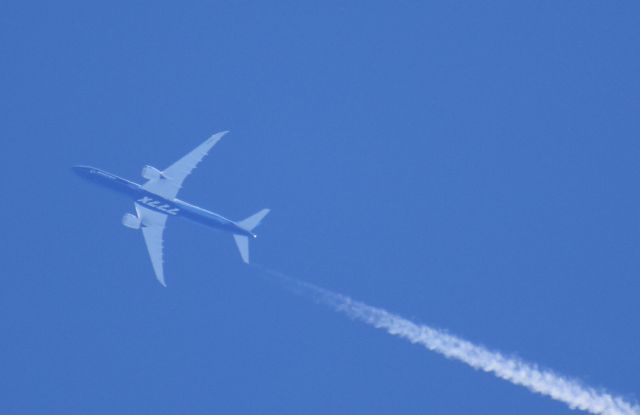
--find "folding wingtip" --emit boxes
[155,272,167,287]
[212,130,230,139]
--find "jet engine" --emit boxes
[122,213,142,229]
[142,165,163,180]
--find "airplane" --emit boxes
[73,131,269,286]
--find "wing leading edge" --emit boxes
[142,131,228,200]
[136,131,227,286]
[135,204,168,286]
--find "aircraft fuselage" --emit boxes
[73,165,253,237]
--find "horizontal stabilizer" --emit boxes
[237,208,270,232]
[233,235,250,263]
[233,208,270,263]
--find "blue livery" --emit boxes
[73,165,253,237]
[72,131,269,286]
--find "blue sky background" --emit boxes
[2,2,639,414]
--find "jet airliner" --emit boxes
[73,131,269,286]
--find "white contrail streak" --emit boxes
[258,267,639,415]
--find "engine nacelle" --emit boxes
[122,213,142,230]
[142,165,163,181]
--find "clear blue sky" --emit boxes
[2,2,639,414]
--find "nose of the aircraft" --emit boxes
[72,165,91,177]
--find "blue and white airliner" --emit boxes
[73,131,269,286]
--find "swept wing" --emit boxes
[136,131,226,285]
[135,203,168,286]
[142,130,227,200]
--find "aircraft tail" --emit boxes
[233,209,270,263]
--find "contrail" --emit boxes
[255,266,639,415]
